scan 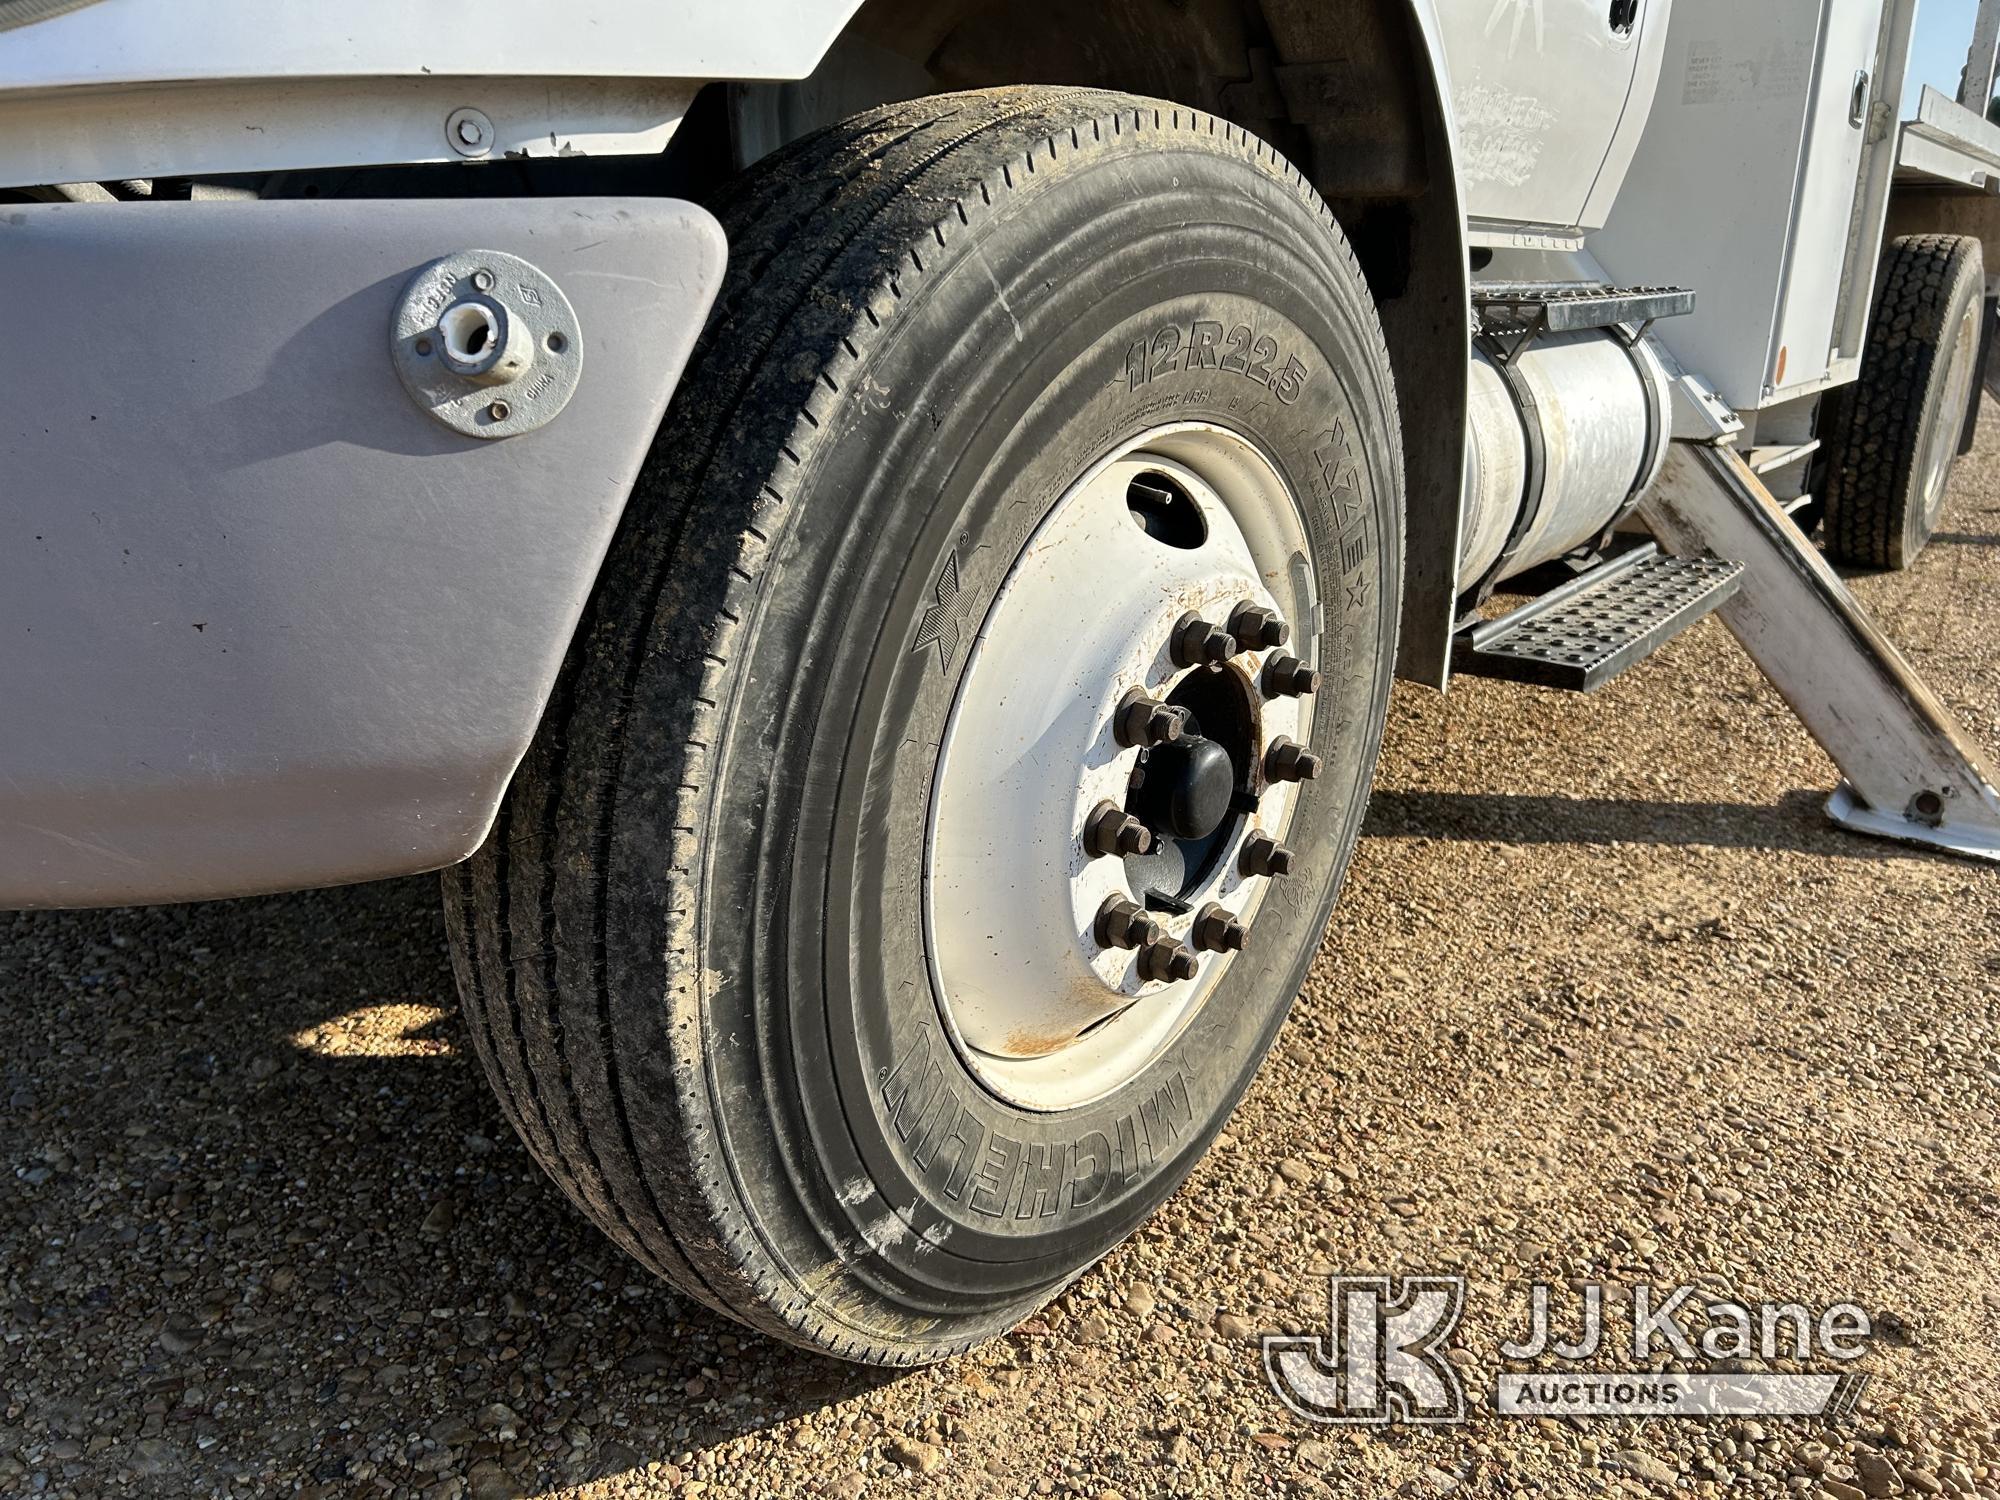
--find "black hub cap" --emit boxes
[1121,662,1263,910]
[1134,733,1234,840]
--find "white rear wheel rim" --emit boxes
[1922,297,1982,526]
[924,422,1319,1112]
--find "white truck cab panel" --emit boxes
[0,0,870,188]
[1441,0,1672,236]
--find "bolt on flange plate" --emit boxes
[390,249,583,440]
[444,106,494,158]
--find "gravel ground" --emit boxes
[4,417,1999,1500]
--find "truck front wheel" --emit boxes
[443,87,1404,1363]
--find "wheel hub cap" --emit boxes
[1135,732,1234,840]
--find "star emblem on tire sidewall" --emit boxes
[913,551,972,672]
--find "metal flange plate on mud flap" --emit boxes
[390,248,583,439]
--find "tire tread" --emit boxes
[1822,233,1982,569]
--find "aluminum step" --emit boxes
[1453,547,1745,692]
[1472,282,1697,341]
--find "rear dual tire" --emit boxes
[444,88,1403,1362]
[1821,233,1985,570]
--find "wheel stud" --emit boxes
[1171,612,1237,669]
[1115,688,1190,749]
[1138,936,1200,983]
[1262,653,1321,697]
[1264,736,1322,783]
[1084,800,1155,858]
[1228,601,1290,651]
[1192,902,1247,953]
[1239,832,1295,878]
[1094,895,1163,951]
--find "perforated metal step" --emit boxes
[1472,282,1696,341]
[1454,547,1745,692]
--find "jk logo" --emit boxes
[1263,1275,1468,1425]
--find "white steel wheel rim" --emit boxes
[1922,298,1982,525]
[924,423,1319,1113]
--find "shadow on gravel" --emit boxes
[1363,786,1908,859]
[0,877,896,1496]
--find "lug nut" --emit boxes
[1264,736,1322,783]
[1262,653,1321,697]
[1095,895,1164,951]
[1229,601,1290,651]
[1171,612,1237,669]
[1138,937,1200,983]
[1084,800,1155,859]
[1239,833,1295,878]
[1115,688,1189,749]
[1192,903,1248,953]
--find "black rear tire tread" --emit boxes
[1821,233,1983,570]
[444,87,1383,1362]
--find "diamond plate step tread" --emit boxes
[1472,282,1696,338]
[1456,553,1745,692]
